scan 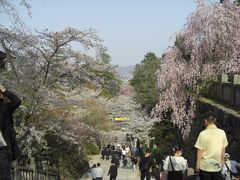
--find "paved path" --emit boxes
[80,130,141,180]
[80,155,140,180]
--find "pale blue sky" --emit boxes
[2,0,218,66]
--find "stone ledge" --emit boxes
[199,97,240,119]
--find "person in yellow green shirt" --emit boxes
[195,112,228,180]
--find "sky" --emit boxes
[2,0,211,66]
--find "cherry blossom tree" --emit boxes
[0,1,123,178]
[0,25,120,178]
[110,85,156,141]
[153,0,240,138]
[0,0,31,25]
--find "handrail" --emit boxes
[11,165,60,180]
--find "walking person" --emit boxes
[101,147,106,160]
[163,146,187,180]
[106,148,111,160]
[139,149,155,180]
[195,112,228,180]
[221,153,240,180]
[131,156,138,172]
[112,154,120,168]
[122,148,127,160]
[94,163,104,180]
[108,160,118,180]
[91,164,97,180]
[122,157,128,169]
[0,85,21,180]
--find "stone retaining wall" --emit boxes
[184,99,240,168]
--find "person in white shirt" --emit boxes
[126,146,130,153]
[91,164,97,180]
[222,153,240,180]
[163,146,187,180]
[122,149,127,159]
[94,163,103,180]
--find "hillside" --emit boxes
[116,65,135,81]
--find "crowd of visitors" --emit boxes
[0,83,239,180]
[91,137,139,180]
[90,113,240,180]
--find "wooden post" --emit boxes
[15,161,21,180]
[47,160,49,180]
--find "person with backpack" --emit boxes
[139,149,155,180]
[222,153,240,180]
[163,146,187,180]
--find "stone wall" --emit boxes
[184,98,240,168]
[207,75,240,108]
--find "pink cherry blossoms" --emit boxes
[153,0,240,138]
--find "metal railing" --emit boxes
[11,166,60,180]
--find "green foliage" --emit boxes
[81,98,112,131]
[85,142,100,155]
[174,35,191,62]
[89,69,122,96]
[130,52,162,114]
[82,84,112,98]
[97,47,111,64]
[44,133,89,179]
[149,120,181,162]
[152,147,165,164]
[234,0,240,5]
[99,88,112,98]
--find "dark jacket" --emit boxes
[112,156,120,166]
[0,90,21,161]
[108,164,118,177]
[139,155,155,173]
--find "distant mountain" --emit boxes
[116,65,135,75]
[116,65,135,82]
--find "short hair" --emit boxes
[97,163,100,167]
[205,112,216,123]
[172,145,182,153]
